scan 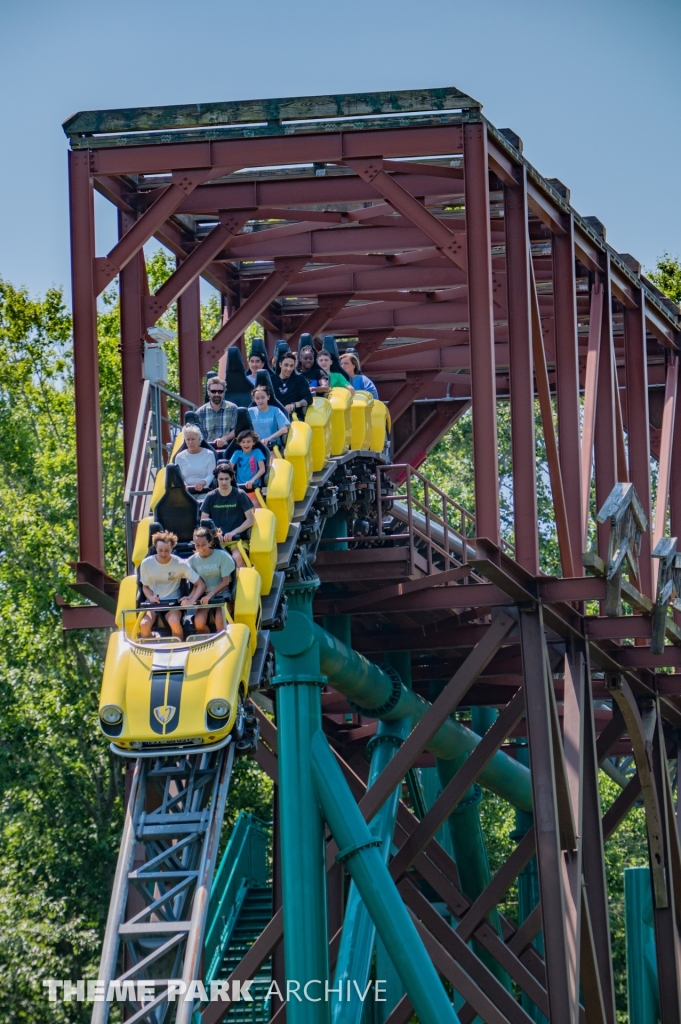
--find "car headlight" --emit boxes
[207,698,231,719]
[100,704,123,725]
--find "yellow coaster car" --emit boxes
[99,568,262,758]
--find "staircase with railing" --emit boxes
[204,813,273,1022]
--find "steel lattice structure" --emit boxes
[62,87,681,1024]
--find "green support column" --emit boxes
[374,650,412,1023]
[435,704,510,991]
[625,866,659,1024]
[322,513,348,551]
[271,583,330,1024]
[311,730,461,1024]
[332,719,410,1024]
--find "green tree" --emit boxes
[0,268,271,1023]
[648,253,681,305]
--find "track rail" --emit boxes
[93,745,234,1024]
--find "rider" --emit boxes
[231,429,267,498]
[249,383,290,448]
[189,525,236,633]
[318,348,353,391]
[196,377,238,452]
[271,350,313,416]
[174,424,216,493]
[139,531,205,640]
[200,463,254,568]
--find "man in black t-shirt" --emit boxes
[201,464,254,568]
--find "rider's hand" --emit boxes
[150,594,160,604]
[200,595,211,605]
[194,482,204,492]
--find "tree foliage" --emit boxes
[648,253,681,305]
[0,266,270,1023]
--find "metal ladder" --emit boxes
[92,745,235,1024]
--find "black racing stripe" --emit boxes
[164,672,183,734]
[149,673,167,734]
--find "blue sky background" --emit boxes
[1,0,679,300]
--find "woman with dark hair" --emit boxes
[271,350,313,415]
[189,525,235,633]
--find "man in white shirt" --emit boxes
[175,425,216,492]
[139,531,205,639]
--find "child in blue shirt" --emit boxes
[231,430,267,497]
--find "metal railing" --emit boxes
[377,463,477,576]
[204,812,271,984]
[123,381,197,572]
[318,462,514,577]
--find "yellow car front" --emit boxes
[99,623,252,756]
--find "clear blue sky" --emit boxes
[1,0,679,299]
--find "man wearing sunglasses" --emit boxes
[196,377,238,451]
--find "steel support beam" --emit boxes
[595,260,617,562]
[624,294,654,597]
[651,357,678,569]
[143,211,253,328]
[580,284,604,549]
[519,605,572,1024]
[118,211,146,473]
[553,214,583,565]
[530,255,574,576]
[579,644,617,1023]
[202,258,306,372]
[344,159,467,272]
[649,711,681,1024]
[177,277,203,410]
[94,168,229,294]
[504,172,539,574]
[392,400,471,468]
[464,122,500,545]
[68,150,104,570]
[286,293,353,348]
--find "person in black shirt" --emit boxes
[271,351,313,415]
[296,342,328,396]
[200,463,254,567]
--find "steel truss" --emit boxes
[93,746,234,1024]
[62,86,681,1024]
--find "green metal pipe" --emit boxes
[310,729,461,1024]
[625,866,659,1024]
[273,612,532,811]
[437,755,510,991]
[272,598,330,1024]
[331,719,411,1024]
